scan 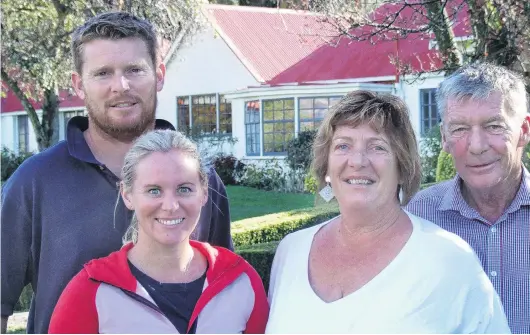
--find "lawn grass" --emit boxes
[7,327,25,334]
[227,186,315,222]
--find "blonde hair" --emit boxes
[311,90,421,205]
[117,130,208,244]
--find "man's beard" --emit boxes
[85,94,157,142]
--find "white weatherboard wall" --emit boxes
[1,112,39,153]
[396,73,444,140]
[226,82,394,160]
[156,26,260,128]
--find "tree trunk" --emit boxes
[1,69,59,151]
[423,0,461,76]
[40,88,60,151]
[1,69,46,151]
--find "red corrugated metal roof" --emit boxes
[1,84,84,113]
[205,2,471,85]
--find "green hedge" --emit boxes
[436,150,456,182]
[231,204,339,247]
[237,241,279,292]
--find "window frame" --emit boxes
[298,96,342,132]
[176,94,232,137]
[244,100,261,156]
[420,88,439,136]
[17,114,29,153]
[262,98,295,156]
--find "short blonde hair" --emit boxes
[312,90,421,205]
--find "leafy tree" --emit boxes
[295,0,530,84]
[1,0,203,151]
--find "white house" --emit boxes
[1,3,471,160]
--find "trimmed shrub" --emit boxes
[1,147,33,183]
[231,204,339,247]
[436,150,456,182]
[212,154,245,185]
[239,160,286,191]
[236,241,279,292]
[304,173,318,194]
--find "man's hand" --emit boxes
[1,316,8,334]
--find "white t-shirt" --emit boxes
[265,211,510,334]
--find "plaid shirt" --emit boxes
[406,167,530,334]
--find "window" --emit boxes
[299,96,342,131]
[245,101,260,156]
[219,96,232,134]
[192,95,217,135]
[177,94,232,136]
[177,96,190,133]
[262,98,295,155]
[17,115,29,153]
[420,89,439,135]
[63,110,86,131]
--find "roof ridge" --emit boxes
[203,3,321,16]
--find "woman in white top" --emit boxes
[265,90,510,334]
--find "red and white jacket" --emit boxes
[49,241,269,334]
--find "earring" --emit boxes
[398,185,404,204]
[319,176,335,202]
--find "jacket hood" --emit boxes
[83,240,246,292]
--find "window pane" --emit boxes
[314,98,328,109]
[284,109,294,120]
[285,122,294,132]
[264,124,273,133]
[422,91,430,104]
[314,108,326,120]
[264,110,274,121]
[300,110,313,120]
[423,105,430,119]
[264,142,274,153]
[263,100,273,111]
[273,100,283,110]
[284,99,294,110]
[299,98,313,109]
[330,97,342,106]
[300,121,313,131]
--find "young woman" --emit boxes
[49,130,268,334]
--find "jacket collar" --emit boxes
[66,116,174,164]
[83,240,244,292]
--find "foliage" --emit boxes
[419,125,442,184]
[304,173,318,194]
[283,130,317,193]
[14,285,32,312]
[299,0,530,87]
[231,203,339,247]
[524,144,530,169]
[239,159,287,192]
[1,0,205,150]
[285,130,317,172]
[236,241,279,292]
[227,186,314,222]
[212,154,245,186]
[436,150,456,182]
[1,147,33,183]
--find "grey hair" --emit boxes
[118,130,209,244]
[437,62,528,120]
[72,11,159,74]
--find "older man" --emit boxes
[407,63,530,334]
